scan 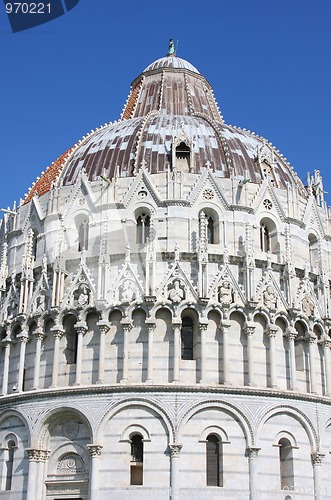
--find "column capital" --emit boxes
[2,336,12,347]
[17,333,29,344]
[87,444,103,457]
[51,325,65,339]
[169,443,182,457]
[322,339,331,349]
[244,321,255,336]
[26,448,50,462]
[220,319,231,330]
[246,447,261,459]
[97,320,111,334]
[33,328,46,342]
[75,321,88,335]
[266,324,278,338]
[120,320,132,332]
[145,321,156,331]
[286,326,297,340]
[172,321,182,330]
[311,452,325,466]
[307,334,317,345]
[199,321,209,331]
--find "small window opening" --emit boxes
[279,438,294,490]
[130,434,143,485]
[181,317,193,360]
[206,434,223,487]
[136,214,150,244]
[32,231,38,259]
[5,440,16,491]
[175,142,190,172]
[207,217,215,244]
[78,221,89,252]
[64,315,78,364]
[308,234,319,270]
[260,223,270,252]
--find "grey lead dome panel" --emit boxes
[144,55,200,74]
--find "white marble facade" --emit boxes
[1,47,331,499]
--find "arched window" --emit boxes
[308,234,319,270]
[5,440,16,491]
[175,141,190,171]
[206,434,223,487]
[260,218,278,254]
[63,315,78,364]
[279,438,294,490]
[130,434,143,485]
[207,217,215,244]
[260,223,270,252]
[136,214,150,244]
[181,317,193,360]
[32,230,38,259]
[78,220,89,252]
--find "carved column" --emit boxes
[146,322,156,383]
[1,338,11,395]
[322,340,331,396]
[26,449,50,500]
[286,327,297,391]
[172,322,181,383]
[308,334,317,393]
[120,321,132,383]
[247,447,261,500]
[32,329,45,390]
[87,444,103,500]
[311,452,325,500]
[266,325,278,388]
[74,322,88,386]
[50,326,65,388]
[17,333,29,392]
[169,443,182,500]
[96,321,110,384]
[221,320,231,384]
[244,322,256,386]
[199,322,208,384]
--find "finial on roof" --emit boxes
[167,39,176,56]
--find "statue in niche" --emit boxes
[121,280,135,303]
[7,297,18,320]
[302,293,314,317]
[263,285,277,310]
[168,280,184,303]
[74,284,89,307]
[36,293,47,313]
[218,281,233,305]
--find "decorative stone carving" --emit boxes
[202,188,214,200]
[168,280,185,303]
[87,444,103,457]
[74,284,90,307]
[57,453,85,474]
[263,285,277,310]
[62,420,79,440]
[218,280,233,306]
[169,443,182,457]
[121,279,136,303]
[302,293,314,317]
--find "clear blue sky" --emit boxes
[1,0,331,209]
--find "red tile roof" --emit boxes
[24,147,75,204]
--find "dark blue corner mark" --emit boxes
[4,0,80,33]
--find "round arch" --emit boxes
[256,405,318,451]
[33,406,93,450]
[178,400,254,447]
[96,398,175,444]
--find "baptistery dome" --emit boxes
[1,42,331,500]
